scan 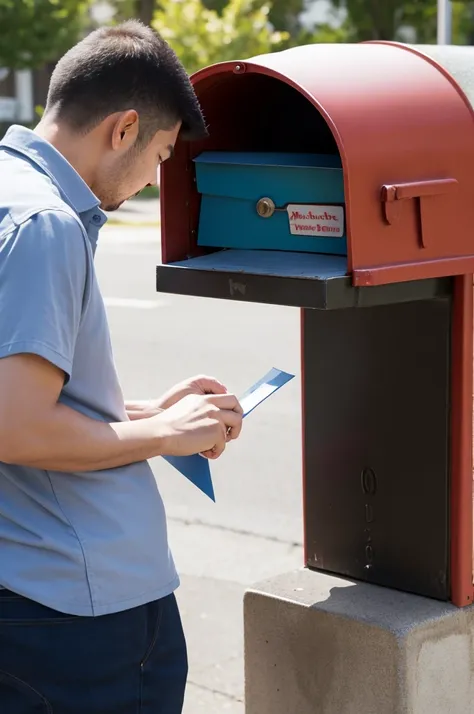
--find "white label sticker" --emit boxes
[287,204,344,239]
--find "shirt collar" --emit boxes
[0,125,107,222]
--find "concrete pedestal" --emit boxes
[244,569,474,714]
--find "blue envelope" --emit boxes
[162,367,295,500]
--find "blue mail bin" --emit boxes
[193,152,347,256]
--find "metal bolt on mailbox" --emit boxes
[156,42,474,608]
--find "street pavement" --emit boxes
[95,202,304,712]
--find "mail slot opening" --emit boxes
[196,72,339,156]
[192,72,346,259]
[159,69,351,294]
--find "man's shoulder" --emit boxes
[0,148,82,238]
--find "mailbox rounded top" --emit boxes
[190,42,474,285]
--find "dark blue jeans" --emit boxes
[0,588,188,713]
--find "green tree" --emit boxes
[202,0,305,36]
[112,0,155,25]
[0,0,92,70]
[330,0,474,43]
[330,0,399,40]
[402,0,474,43]
[113,0,305,39]
[152,0,288,76]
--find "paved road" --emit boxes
[95,220,304,712]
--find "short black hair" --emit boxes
[45,20,207,145]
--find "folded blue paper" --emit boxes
[162,367,295,500]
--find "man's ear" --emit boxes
[111,110,139,151]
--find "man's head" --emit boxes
[40,21,207,211]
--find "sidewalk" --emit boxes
[168,517,303,713]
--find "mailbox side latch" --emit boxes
[381,178,458,248]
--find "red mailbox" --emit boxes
[157,42,474,607]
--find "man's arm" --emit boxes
[0,354,243,470]
[0,211,243,468]
[0,210,166,469]
[0,210,158,464]
[0,354,168,471]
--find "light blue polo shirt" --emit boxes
[0,125,179,616]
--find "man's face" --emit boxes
[92,122,181,212]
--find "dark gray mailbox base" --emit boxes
[303,297,451,600]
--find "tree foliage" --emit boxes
[111,0,155,25]
[3,0,473,76]
[106,0,474,57]
[153,0,288,76]
[0,0,92,70]
[202,0,305,36]
[113,0,305,36]
[402,1,474,44]
[331,0,474,43]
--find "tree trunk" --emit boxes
[136,0,155,26]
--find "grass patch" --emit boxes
[136,185,160,199]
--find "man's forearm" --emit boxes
[1,402,167,472]
[125,399,163,421]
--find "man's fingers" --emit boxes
[201,444,225,459]
[197,395,243,459]
[219,408,243,440]
[205,393,243,414]
[200,426,226,459]
[198,376,228,395]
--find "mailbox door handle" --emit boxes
[381,178,457,203]
[381,178,458,248]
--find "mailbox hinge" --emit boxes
[381,178,458,248]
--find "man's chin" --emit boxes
[101,201,124,213]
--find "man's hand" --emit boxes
[155,375,228,409]
[126,375,228,420]
[126,377,243,459]
[154,393,243,460]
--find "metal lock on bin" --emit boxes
[255,197,275,218]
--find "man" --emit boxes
[0,20,243,714]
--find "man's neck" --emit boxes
[34,118,96,188]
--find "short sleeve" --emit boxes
[0,209,89,381]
